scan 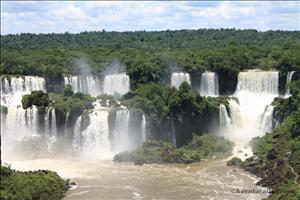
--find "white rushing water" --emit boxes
[171,72,191,89]
[141,114,147,143]
[220,70,279,159]
[64,73,130,97]
[199,72,219,96]
[0,76,60,160]
[1,76,46,138]
[71,101,145,159]
[45,107,57,138]
[111,109,131,153]
[286,71,295,96]
[103,73,130,96]
[1,76,46,106]
[260,105,274,133]
[219,104,231,131]
[80,106,113,159]
[64,76,102,96]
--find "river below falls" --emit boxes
[6,158,269,200]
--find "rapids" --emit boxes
[7,159,268,200]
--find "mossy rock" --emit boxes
[227,157,243,166]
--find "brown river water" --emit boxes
[7,158,269,200]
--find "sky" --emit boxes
[1,1,299,35]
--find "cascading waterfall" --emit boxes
[221,70,279,159]
[25,106,38,133]
[51,108,57,137]
[64,76,102,96]
[111,109,131,152]
[1,76,46,106]
[199,72,219,96]
[64,112,70,139]
[171,72,191,89]
[44,107,57,151]
[219,104,230,131]
[170,112,177,148]
[0,76,46,137]
[73,116,83,151]
[0,75,146,160]
[235,70,278,94]
[103,73,130,96]
[286,71,295,96]
[141,115,147,143]
[72,102,145,158]
[260,105,274,133]
[80,103,113,159]
[45,107,57,136]
[0,76,56,160]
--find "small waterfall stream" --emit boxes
[141,115,147,143]
[286,71,295,96]
[171,72,191,89]
[199,72,219,96]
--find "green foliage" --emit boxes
[63,84,74,97]
[21,90,50,109]
[114,134,233,165]
[181,134,234,158]
[53,92,95,132]
[0,165,68,200]
[249,133,274,160]
[114,140,193,165]
[124,83,232,146]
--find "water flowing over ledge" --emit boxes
[219,70,279,159]
[64,72,130,97]
[171,72,191,89]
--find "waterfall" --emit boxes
[219,104,230,132]
[80,106,113,159]
[45,107,51,136]
[199,72,219,96]
[64,76,102,96]
[51,108,57,137]
[171,72,191,89]
[1,76,46,154]
[236,70,279,94]
[286,71,295,96]
[73,116,83,150]
[103,73,130,96]
[220,70,279,159]
[25,106,38,134]
[43,107,57,151]
[141,115,147,143]
[260,105,274,133]
[170,112,177,148]
[231,70,278,140]
[1,76,45,106]
[111,109,131,152]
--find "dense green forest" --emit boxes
[1,29,300,93]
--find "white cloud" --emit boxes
[1,1,299,34]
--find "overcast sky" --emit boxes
[1,1,299,35]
